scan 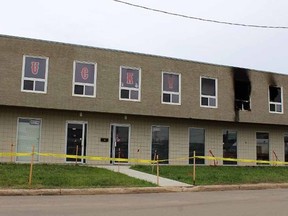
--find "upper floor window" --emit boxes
[269,86,283,113]
[21,55,48,93]
[119,66,141,101]
[200,77,217,108]
[73,61,97,97]
[162,72,181,105]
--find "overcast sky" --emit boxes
[1,0,288,74]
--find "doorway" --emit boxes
[110,125,130,164]
[66,122,87,163]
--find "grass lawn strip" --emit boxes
[0,163,156,189]
[131,165,288,185]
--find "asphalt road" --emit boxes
[1,189,288,216]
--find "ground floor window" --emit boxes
[66,122,87,163]
[256,132,269,163]
[223,130,237,165]
[151,126,169,164]
[110,124,130,163]
[17,118,41,162]
[284,134,288,162]
[189,128,205,164]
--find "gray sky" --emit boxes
[1,0,288,74]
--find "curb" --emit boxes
[1,183,288,196]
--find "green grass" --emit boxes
[131,165,288,185]
[3,163,288,189]
[0,163,156,189]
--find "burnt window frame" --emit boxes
[119,66,141,102]
[21,55,49,94]
[72,60,97,98]
[161,72,181,105]
[268,86,283,114]
[200,76,218,108]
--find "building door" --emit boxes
[110,125,130,164]
[17,118,41,162]
[66,122,87,163]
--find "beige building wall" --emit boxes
[1,106,288,166]
[1,35,288,126]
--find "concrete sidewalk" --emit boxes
[97,165,191,187]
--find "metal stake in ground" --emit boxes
[156,154,159,186]
[28,145,35,186]
[10,143,14,163]
[193,151,196,185]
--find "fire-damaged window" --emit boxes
[234,81,251,110]
[233,67,251,111]
[269,86,283,113]
[200,77,217,108]
[162,72,181,105]
[119,66,141,101]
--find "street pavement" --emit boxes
[1,189,288,216]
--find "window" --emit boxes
[234,68,251,111]
[223,130,237,165]
[189,128,205,164]
[17,118,41,162]
[151,126,169,164]
[200,77,217,108]
[73,61,97,97]
[285,134,288,162]
[119,66,141,101]
[256,132,269,163]
[162,72,181,104]
[21,55,48,93]
[269,86,283,113]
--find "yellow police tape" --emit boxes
[0,152,153,164]
[1,152,288,165]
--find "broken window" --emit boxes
[234,81,251,111]
[233,67,251,111]
[269,86,282,113]
[200,77,217,108]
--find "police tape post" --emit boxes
[193,151,196,185]
[28,145,35,186]
[75,144,79,165]
[10,143,14,163]
[156,154,159,186]
[3,148,288,187]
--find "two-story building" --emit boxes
[1,34,288,165]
